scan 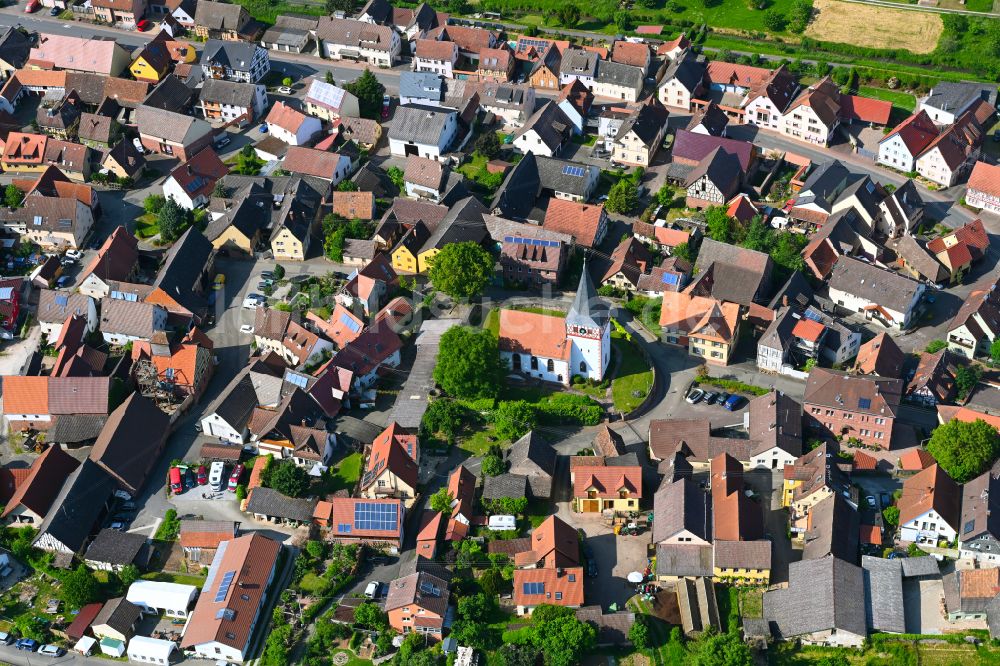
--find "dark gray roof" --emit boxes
[143,75,196,113]
[764,556,867,641]
[261,15,317,46]
[359,0,392,23]
[89,393,170,494]
[615,101,670,146]
[655,543,713,577]
[796,160,857,213]
[962,466,1000,548]
[828,256,923,314]
[559,49,598,77]
[595,60,643,91]
[567,261,609,330]
[802,494,859,563]
[194,0,247,31]
[420,196,488,252]
[0,27,31,70]
[491,151,540,219]
[351,162,397,198]
[837,175,884,221]
[389,104,455,146]
[514,101,572,154]
[506,430,555,498]
[245,487,317,522]
[662,51,705,94]
[861,556,905,634]
[923,82,997,114]
[85,528,147,566]
[482,473,528,500]
[199,78,259,109]
[889,234,947,283]
[575,607,635,646]
[201,39,262,72]
[652,478,709,544]
[684,146,741,197]
[901,556,940,578]
[34,459,115,554]
[152,227,213,315]
[46,414,108,444]
[767,271,814,310]
[92,597,142,635]
[399,72,443,102]
[536,156,598,197]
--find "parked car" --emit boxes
[702,391,718,404]
[0,632,13,645]
[381,94,391,120]
[15,638,38,651]
[197,465,208,485]
[866,495,877,508]
[39,644,64,657]
[214,136,231,149]
[65,249,83,260]
[685,388,705,404]
[110,520,127,531]
[723,394,743,411]
[60,257,77,267]
[242,294,265,309]
[239,324,254,334]
[880,492,891,507]
[213,274,226,290]
[258,123,268,133]
[169,467,183,494]
[714,391,730,405]
[260,271,275,280]
[364,581,381,599]
[132,137,146,154]
[56,276,72,288]
[228,463,244,491]
[24,0,40,13]
[121,501,137,511]
[277,86,292,95]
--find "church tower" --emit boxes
[566,261,611,381]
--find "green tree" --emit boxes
[143,193,166,215]
[882,505,900,527]
[762,9,787,31]
[475,130,502,159]
[272,263,285,280]
[925,339,948,353]
[305,540,325,559]
[421,399,469,439]
[344,69,386,120]
[613,11,634,32]
[505,605,597,666]
[741,215,772,252]
[157,196,189,242]
[673,241,694,263]
[656,183,675,207]
[387,166,405,190]
[62,564,99,608]
[816,656,851,666]
[605,179,638,214]
[482,453,505,477]
[493,400,537,441]
[457,539,484,568]
[927,418,1000,483]
[325,0,355,12]
[770,232,807,273]
[704,206,735,243]
[557,3,581,25]
[430,487,454,515]
[955,364,982,399]
[4,184,23,208]
[486,495,528,515]
[353,601,387,629]
[267,461,310,498]
[433,326,501,399]
[788,0,814,31]
[496,644,539,666]
[337,179,359,192]
[428,241,494,299]
[628,615,650,649]
[991,339,1000,365]
[212,180,229,198]
[691,629,753,666]
[118,564,140,588]
[458,592,494,622]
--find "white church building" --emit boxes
[498,266,610,386]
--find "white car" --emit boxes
[277,86,292,94]
[242,294,265,309]
[132,137,145,154]
[64,249,83,260]
[39,644,64,657]
[364,581,380,599]
[239,324,254,334]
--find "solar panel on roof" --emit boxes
[803,309,823,322]
[562,165,585,177]
[340,312,361,334]
[55,294,68,307]
[214,570,236,602]
[354,502,398,532]
[858,398,872,410]
[285,371,309,389]
[522,581,544,594]
[661,273,678,285]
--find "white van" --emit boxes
[209,462,226,491]
[488,515,516,531]
[364,581,380,599]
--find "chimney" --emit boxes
[187,165,193,176]
[782,294,788,307]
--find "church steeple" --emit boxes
[567,258,609,332]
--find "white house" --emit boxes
[780,78,841,147]
[558,49,598,87]
[513,101,572,158]
[413,38,457,78]
[387,104,458,161]
[742,66,798,131]
[827,256,925,330]
[915,120,981,188]
[99,300,169,346]
[964,161,1000,215]
[919,81,996,126]
[899,464,960,545]
[197,79,268,124]
[590,61,643,103]
[302,79,360,122]
[497,267,610,386]
[200,40,270,83]
[37,290,98,340]
[877,110,939,173]
[264,101,323,146]
[316,17,400,67]
[657,52,704,111]
[127,636,177,665]
[126,581,198,618]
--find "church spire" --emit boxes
[567,258,608,331]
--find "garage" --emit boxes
[579,499,600,513]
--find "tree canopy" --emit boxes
[267,461,310,498]
[927,418,1000,483]
[493,400,537,441]
[353,601,387,630]
[62,564,100,608]
[4,184,23,209]
[158,196,191,242]
[482,452,505,477]
[690,629,753,666]
[428,241,494,299]
[605,178,638,214]
[429,487,454,515]
[503,605,597,666]
[344,69,386,119]
[475,130,502,159]
[433,326,500,399]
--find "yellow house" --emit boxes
[390,222,429,274]
[571,464,642,514]
[129,54,167,83]
[270,224,309,262]
[129,33,172,83]
[209,223,260,256]
[660,292,741,366]
[712,547,771,585]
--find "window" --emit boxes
[579,361,586,372]
[555,592,563,600]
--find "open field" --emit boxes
[805,0,943,53]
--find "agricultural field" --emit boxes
[805,0,942,53]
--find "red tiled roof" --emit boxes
[542,199,605,247]
[657,32,690,55]
[362,422,418,490]
[328,497,403,538]
[899,448,935,472]
[331,191,375,220]
[266,101,310,133]
[66,603,103,641]
[791,317,825,343]
[635,25,663,34]
[860,524,882,545]
[2,376,49,414]
[611,40,649,68]
[415,38,457,62]
[725,194,758,224]
[513,567,584,609]
[498,309,570,360]
[839,94,892,125]
[705,61,770,90]
[169,148,227,203]
[1,444,80,519]
[853,451,878,472]
[881,110,939,155]
[968,161,1000,198]
[573,464,642,499]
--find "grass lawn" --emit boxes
[299,572,327,594]
[135,214,159,239]
[457,153,489,180]
[571,133,597,146]
[965,0,994,10]
[511,305,565,317]
[738,586,764,619]
[524,498,552,528]
[858,86,917,113]
[610,336,653,413]
[483,308,499,337]
[321,452,363,495]
[458,427,499,456]
[141,571,207,587]
[624,296,662,336]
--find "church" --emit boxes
[498,266,611,386]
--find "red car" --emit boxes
[24,0,40,13]
[169,467,183,495]
[381,94,391,120]
[136,19,150,31]
[196,465,208,485]
[228,464,244,491]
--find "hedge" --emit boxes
[695,374,770,397]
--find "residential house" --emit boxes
[877,110,939,173]
[302,79,360,122]
[684,147,743,208]
[803,368,903,449]
[647,417,756,467]
[30,34,132,76]
[84,530,149,573]
[600,237,652,291]
[0,444,79,524]
[919,81,997,126]
[89,393,170,495]
[747,390,804,471]
[499,234,568,287]
[91,597,143,642]
[946,275,1000,358]
[966,161,1000,215]
[324,497,405,553]
[180,533,281,663]
[611,98,669,167]
[942,567,1000,628]
[828,256,925,330]
[916,111,983,187]
[35,290,98,340]
[433,24,495,63]
[414,39,457,78]
[337,253,398,315]
[131,329,215,401]
[192,0,254,41]
[282,146,353,185]
[102,138,145,181]
[780,77,842,147]
[505,431,556,499]
[149,226,216,325]
[959,467,1000,565]
[477,46,514,82]
[92,0,147,28]
[891,234,948,284]
[33,459,115,555]
[136,106,214,160]
[899,464,961,545]
[0,27,30,80]
[253,307,334,367]
[479,82,535,127]
[316,18,400,67]
[385,571,450,637]
[657,51,705,111]
[906,349,961,406]
[782,443,852,532]
[265,101,322,146]
[854,331,905,378]
[926,217,989,283]
[659,291,740,365]
[398,71,443,106]
[525,42,561,90]
[162,148,228,210]
[801,493,859,563]
[513,100,573,158]
[99,299,168,345]
[335,116,382,152]
[571,458,642,514]
[556,78,593,135]
[0,165,96,248]
[198,79,268,124]
[541,199,608,248]
[612,40,650,71]
[513,566,583,615]
[709,453,771,584]
[742,65,798,130]
[687,101,729,136]
[591,61,643,103]
[77,113,118,149]
[260,15,318,53]
[359,422,418,507]
[36,91,82,140]
[331,190,375,221]
[388,104,458,160]
[536,155,599,201]
[559,49,598,87]
[403,154,447,200]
